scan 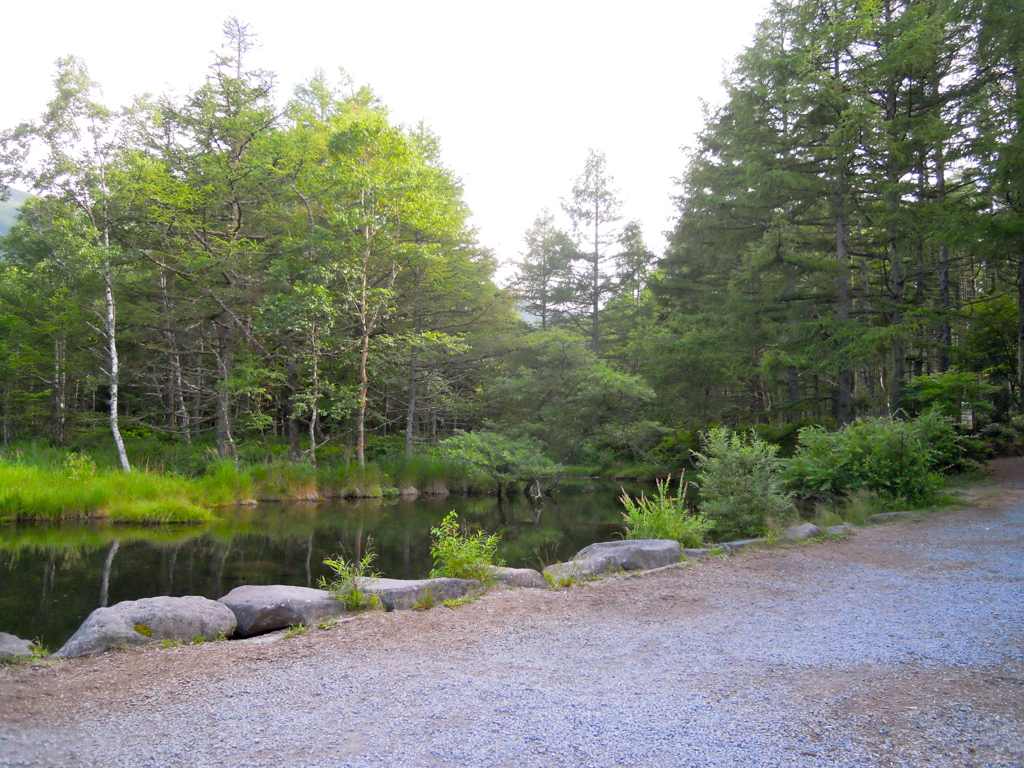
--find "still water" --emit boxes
[0,484,634,650]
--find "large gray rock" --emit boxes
[575,539,682,571]
[218,585,347,638]
[0,632,33,663]
[784,523,822,540]
[54,596,236,659]
[487,566,547,589]
[543,553,621,585]
[357,577,480,611]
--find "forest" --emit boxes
[0,0,1022,503]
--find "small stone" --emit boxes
[784,523,821,540]
[543,553,620,584]
[716,538,765,552]
[825,524,857,535]
[0,632,33,663]
[487,566,547,589]
[869,511,911,523]
[681,548,711,560]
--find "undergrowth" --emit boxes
[619,471,713,547]
[428,511,503,581]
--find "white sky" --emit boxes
[4,0,771,277]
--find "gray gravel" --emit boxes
[1,492,1022,767]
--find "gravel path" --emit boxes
[2,463,1023,767]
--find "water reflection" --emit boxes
[0,484,633,649]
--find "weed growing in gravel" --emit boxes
[442,594,478,608]
[321,545,382,611]
[28,641,49,661]
[413,587,437,610]
[543,567,602,589]
[283,624,309,638]
[543,570,577,588]
[319,618,341,630]
[161,639,184,648]
[429,511,503,581]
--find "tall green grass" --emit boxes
[0,461,216,524]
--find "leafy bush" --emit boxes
[903,368,997,420]
[429,511,503,581]
[436,432,559,495]
[321,546,382,611]
[620,473,713,547]
[784,413,957,503]
[694,428,794,541]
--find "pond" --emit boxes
[0,483,637,650]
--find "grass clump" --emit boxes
[283,623,309,638]
[428,511,503,581]
[619,471,713,547]
[249,461,319,501]
[0,461,215,523]
[321,545,382,611]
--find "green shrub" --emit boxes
[429,511,503,581]
[694,428,794,542]
[620,473,713,547]
[784,414,951,503]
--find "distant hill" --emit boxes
[0,188,29,236]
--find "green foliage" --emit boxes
[0,461,216,523]
[321,546,382,612]
[198,461,254,505]
[480,330,654,467]
[903,369,997,421]
[428,511,502,581]
[248,461,319,501]
[619,473,713,547]
[436,432,558,494]
[283,623,309,638]
[694,428,794,542]
[784,413,959,503]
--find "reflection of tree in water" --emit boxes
[99,540,119,607]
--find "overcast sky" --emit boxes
[4,0,771,275]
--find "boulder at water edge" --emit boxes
[218,585,347,638]
[54,596,237,659]
[543,553,620,584]
[784,523,822,540]
[487,566,548,589]
[357,577,479,611]
[0,632,33,662]
[574,539,682,571]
